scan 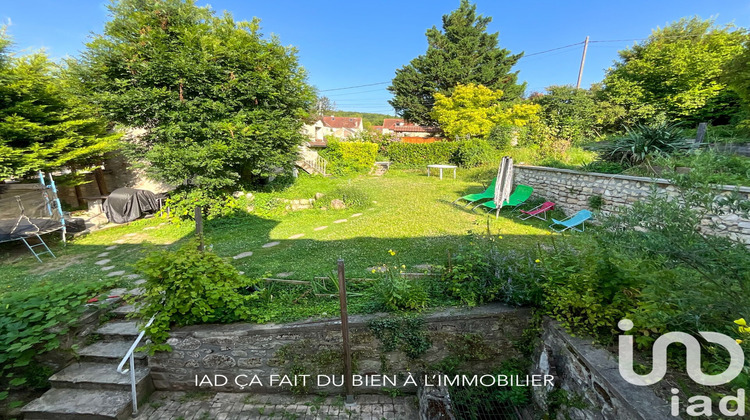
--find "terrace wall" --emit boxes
[514,165,750,244]
[148,304,531,394]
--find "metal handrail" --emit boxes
[305,155,328,175]
[117,313,156,416]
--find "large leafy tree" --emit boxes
[388,0,525,125]
[432,83,538,139]
[0,31,119,180]
[724,41,750,129]
[601,17,747,126]
[74,0,314,191]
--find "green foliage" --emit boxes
[588,195,603,211]
[388,0,525,125]
[598,122,692,165]
[318,138,377,175]
[448,359,531,415]
[0,28,120,179]
[486,125,515,150]
[74,0,314,191]
[0,278,119,393]
[725,40,750,129]
[532,85,623,143]
[579,160,626,174]
[432,83,539,139]
[330,182,370,208]
[384,141,460,166]
[135,241,259,347]
[601,17,747,125]
[368,315,431,359]
[163,188,242,222]
[661,149,750,186]
[453,138,497,168]
[443,231,545,307]
[371,268,429,312]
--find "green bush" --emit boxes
[597,122,691,165]
[454,138,497,168]
[330,182,370,208]
[486,125,516,150]
[0,278,119,397]
[579,160,626,174]
[135,241,259,349]
[319,138,378,175]
[372,267,429,312]
[384,141,460,166]
[163,188,242,222]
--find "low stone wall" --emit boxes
[514,165,750,244]
[149,304,531,394]
[531,319,674,420]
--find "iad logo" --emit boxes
[617,319,746,417]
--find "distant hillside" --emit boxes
[335,111,395,127]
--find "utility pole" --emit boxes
[576,36,590,89]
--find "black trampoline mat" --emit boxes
[0,218,63,243]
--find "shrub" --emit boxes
[384,141,460,166]
[598,122,692,165]
[579,160,626,174]
[443,232,544,307]
[319,138,377,175]
[163,188,242,222]
[0,278,119,396]
[370,251,428,312]
[330,182,370,208]
[454,138,497,168]
[135,241,259,349]
[486,125,516,150]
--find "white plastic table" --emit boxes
[427,164,457,180]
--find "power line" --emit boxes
[519,41,585,59]
[319,82,390,92]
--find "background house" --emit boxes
[302,115,364,146]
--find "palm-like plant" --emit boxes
[603,122,692,166]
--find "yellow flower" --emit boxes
[498,235,503,239]
[388,249,396,256]
[371,269,376,274]
[737,339,744,344]
[735,318,747,327]
[401,265,406,269]
[535,259,541,263]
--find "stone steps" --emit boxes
[77,340,148,366]
[49,362,152,393]
[95,320,141,340]
[21,388,133,420]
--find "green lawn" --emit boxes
[0,169,561,295]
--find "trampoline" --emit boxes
[0,172,66,262]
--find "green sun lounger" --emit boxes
[473,184,534,213]
[549,209,593,233]
[453,178,497,206]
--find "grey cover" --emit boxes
[103,187,159,224]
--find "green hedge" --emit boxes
[320,139,378,175]
[384,141,460,166]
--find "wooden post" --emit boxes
[195,205,204,252]
[576,36,589,89]
[337,258,354,404]
[93,167,109,196]
[695,122,708,146]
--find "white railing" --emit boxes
[305,155,328,175]
[117,314,156,416]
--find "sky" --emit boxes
[2,0,750,115]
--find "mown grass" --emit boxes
[0,169,563,297]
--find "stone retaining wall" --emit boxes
[532,319,674,420]
[148,304,531,394]
[514,165,750,244]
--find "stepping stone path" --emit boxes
[276,272,294,278]
[107,270,126,277]
[288,233,304,239]
[124,274,141,280]
[351,213,363,217]
[101,266,115,271]
[96,252,109,258]
[333,219,347,224]
[313,226,328,231]
[233,251,253,260]
[106,245,118,251]
[143,226,156,230]
[124,233,137,237]
[134,279,146,286]
[95,259,111,266]
[262,241,280,248]
[114,239,125,244]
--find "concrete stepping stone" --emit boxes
[95,259,111,266]
[124,233,138,237]
[313,226,328,231]
[367,208,375,211]
[96,252,109,258]
[107,270,126,277]
[101,266,115,271]
[143,226,156,230]
[127,287,145,296]
[123,274,140,280]
[113,239,125,244]
[351,213,363,218]
[108,288,128,296]
[233,251,253,260]
[276,272,294,278]
[262,241,280,248]
[134,279,146,286]
[366,266,387,273]
[288,233,305,239]
[106,245,118,250]
[414,264,434,272]
[333,219,347,224]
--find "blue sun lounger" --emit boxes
[549,209,593,233]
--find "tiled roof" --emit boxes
[322,116,362,129]
[392,125,441,133]
[382,118,404,129]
